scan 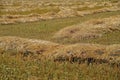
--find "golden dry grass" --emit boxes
[53,15,120,41]
[0,36,120,64]
[0,0,120,79]
[0,36,60,57]
[0,0,120,24]
[0,52,120,80]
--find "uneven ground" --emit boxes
[0,0,120,80]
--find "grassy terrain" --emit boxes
[82,31,120,45]
[0,0,120,79]
[0,0,119,17]
[0,11,120,44]
[77,6,106,11]
[0,7,60,15]
[0,53,120,80]
[60,30,120,45]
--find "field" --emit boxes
[0,0,120,80]
[0,53,120,80]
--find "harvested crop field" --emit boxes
[0,0,120,24]
[0,0,120,80]
[53,15,120,43]
[0,36,120,63]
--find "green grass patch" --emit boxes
[0,11,120,44]
[60,30,120,45]
[77,6,107,11]
[85,30,120,45]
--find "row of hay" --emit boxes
[53,43,120,65]
[0,36,120,64]
[53,15,120,41]
[0,36,60,56]
[0,2,120,24]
